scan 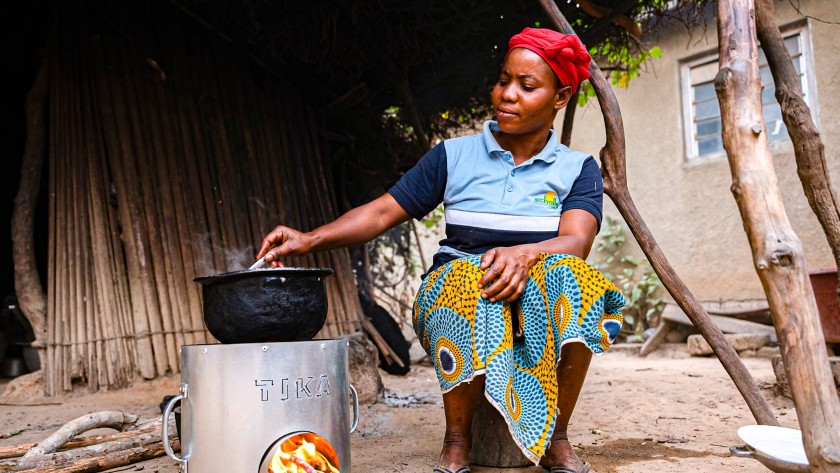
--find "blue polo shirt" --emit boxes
[389,120,603,272]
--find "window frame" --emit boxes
[679,20,818,164]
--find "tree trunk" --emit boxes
[754,0,840,296]
[537,0,779,427]
[715,1,840,470]
[12,58,49,366]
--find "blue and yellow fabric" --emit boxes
[413,253,625,464]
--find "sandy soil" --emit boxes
[0,343,796,473]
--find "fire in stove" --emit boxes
[267,432,341,473]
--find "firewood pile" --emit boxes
[0,412,173,472]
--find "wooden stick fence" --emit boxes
[44,13,362,394]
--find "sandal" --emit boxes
[547,461,591,473]
[433,467,471,473]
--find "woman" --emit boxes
[257,28,624,473]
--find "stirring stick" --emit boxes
[249,256,268,270]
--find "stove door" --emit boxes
[260,431,342,473]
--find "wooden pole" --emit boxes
[537,0,778,426]
[754,0,840,292]
[90,38,139,384]
[98,38,157,379]
[146,62,194,349]
[45,48,58,396]
[715,0,840,469]
[162,17,216,343]
[127,50,183,367]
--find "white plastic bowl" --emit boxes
[733,425,809,473]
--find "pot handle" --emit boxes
[163,392,188,466]
[349,384,359,433]
[729,445,755,458]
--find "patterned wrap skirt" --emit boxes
[412,254,625,464]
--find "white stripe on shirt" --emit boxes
[445,209,560,232]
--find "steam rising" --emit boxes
[193,231,257,276]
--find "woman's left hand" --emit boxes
[478,245,540,303]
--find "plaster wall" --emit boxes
[560,0,840,303]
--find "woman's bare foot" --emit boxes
[437,432,471,471]
[539,438,586,471]
[438,376,483,471]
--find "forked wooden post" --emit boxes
[715,0,840,469]
[535,0,778,425]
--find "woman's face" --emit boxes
[491,48,572,136]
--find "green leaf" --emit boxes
[577,93,588,107]
[650,46,663,58]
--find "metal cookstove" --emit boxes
[162,340,358,472]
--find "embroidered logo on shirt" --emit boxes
[533,191,559,209]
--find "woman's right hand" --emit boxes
[256,225,313,267]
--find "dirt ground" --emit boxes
[0,343,796,473]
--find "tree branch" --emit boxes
[576,0,642,39]
[537,0,779,427]
[755,0,840,293]
[23,412,141,458]
[581,0,642,44]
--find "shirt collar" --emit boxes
[482,120,559,164]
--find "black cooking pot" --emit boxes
[194,268,333,344]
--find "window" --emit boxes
[681,26,816,161]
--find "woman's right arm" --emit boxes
[256,193,411,266]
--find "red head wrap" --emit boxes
[506,27,592,93]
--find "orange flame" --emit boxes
[268,434,340,473]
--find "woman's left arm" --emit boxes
[477,209,598,302]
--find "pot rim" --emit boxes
[193,267,334,285]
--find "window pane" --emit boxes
[698,136,723,155]
[686,31,806,160]
[762,85,776,104]
[793,57,802,76]
[694,82,717,102]
[691,61,719,85]
[763,103,789,141]
[695,98,720,121]
[696,118,721,137]
[759,65,774,87]
[784,35,800,56]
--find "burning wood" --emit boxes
[268,434,339,473]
